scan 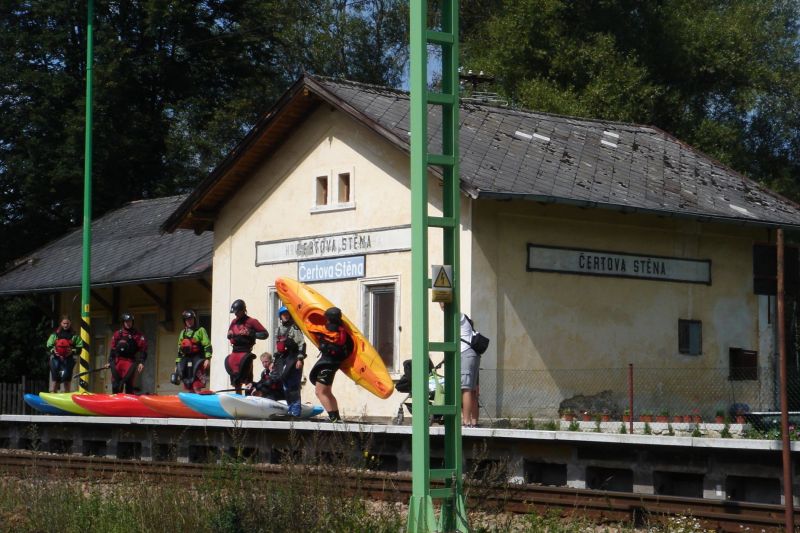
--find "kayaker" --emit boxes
[273,305,306,417]
[225,299,268,394]
[308,307,352,422]
[45,316,83,393]
[249,352,283,400]
[172,309,212,393]
[109,312,148,394]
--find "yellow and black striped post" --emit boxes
[78,310,91,393]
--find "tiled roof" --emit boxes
[0,195,212,295]
[315,77,800,228]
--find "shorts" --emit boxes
[310,355,343,386]
[461,350,480,391]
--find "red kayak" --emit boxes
[138,395,208,418]
[73,394,166,417]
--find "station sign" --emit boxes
[527,244,711,284]
[298,255,365,283]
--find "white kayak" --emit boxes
[218,394,323,420]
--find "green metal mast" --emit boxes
[78,0,94,393]
[408,1,467,531]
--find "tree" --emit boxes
[0,0,409,268]
[460,0,800,199]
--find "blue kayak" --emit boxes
[178,392,238,419]
[24,393,70,415]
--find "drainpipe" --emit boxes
[777,228,794,531]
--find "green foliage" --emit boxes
[461,0,800,200]
[0,1,409,267]
[0,296,50,382]
[567,419,580,431]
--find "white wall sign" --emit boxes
[298,255,365,282]
[527,244,711,284]
[256,225,411,265]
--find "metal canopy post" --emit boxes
[78,0,94,393]
[408,1,467,532]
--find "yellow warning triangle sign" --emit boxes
[433,266,452,288]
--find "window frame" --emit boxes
[360,275,400,373]
[678,319,702,356]
[311,167,355,213]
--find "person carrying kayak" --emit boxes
[308,307,352,422]
[272,305,306,417]
[109,312,147,394]
[172,309,212,393]
[46,316,83,393]
[225,299,268,394]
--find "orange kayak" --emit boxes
[275,277,394,399]
[138,395,209,418]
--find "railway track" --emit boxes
[0,450,796,532]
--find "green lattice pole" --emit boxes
[408,1,467,531]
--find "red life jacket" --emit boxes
[179,330,201,356]
[54,338,72,358]
[115,330,137,358]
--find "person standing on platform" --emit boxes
[308,307,351,422]
[109,312,147,394]
[46,316,83,393]
[225,299,268,394]
[173,309,212,393]
[273,305,306,416]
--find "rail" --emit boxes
[0,450,796,532]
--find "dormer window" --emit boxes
[311,168,355,213]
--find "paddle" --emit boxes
[71,364,111,380]
[197,388,238,395]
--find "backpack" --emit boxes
[462,315,490,355]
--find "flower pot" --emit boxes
[735,415,746,424]
[656,415,669,423]
[601,415,611,422]
[683,415,693,423]
[622,415,631,422]
[714,416,724,423]
[692,415,702,423]
[581,414,592,422]
[673,415,683,423]
[640,415,653,423]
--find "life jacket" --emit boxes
[115,329,137,358]
[53,329,75,358]
[228,319,254,352]
[179,329,202,356]
[314,324,348,360]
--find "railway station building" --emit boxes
[161,75,800,420]
[1,75,799,421]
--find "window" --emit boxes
[678,319,702,355]
[312,168,354,212]
[363,280,398,371]
[315,176,328,206]
[729,348,758,381]
[338,172,350,203]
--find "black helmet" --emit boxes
[324,307,342,324]
[182,309,197,321]
[120,312,134,323]
[230,299,246,313]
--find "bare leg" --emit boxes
[462,389,476,426]
[471,384,480,425]
[315,382,339,413]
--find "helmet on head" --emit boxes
[324,307,342,324]
[120,312,134,323]
[182,309,197,321]
[230,299,246,314]
[278,305,289,318]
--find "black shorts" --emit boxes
[310,355,343,386]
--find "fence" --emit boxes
[0,377,48,415]
[479,365,793,422]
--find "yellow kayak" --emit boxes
[275,277,394,399]
[38,392,98,416]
